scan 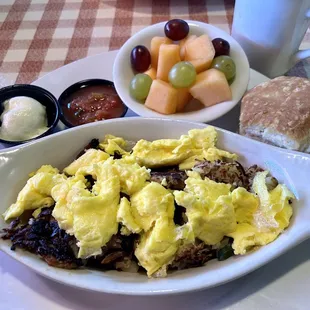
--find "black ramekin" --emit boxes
[0,84,60,145]
[58,79,128,128]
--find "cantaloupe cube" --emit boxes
[144,67,157,80]
[176,88,192,112]
[179,35,197,60]
[185,34,215,73]
[157,44,181,82]
[150,36,172,69]
[145,80,178,114]
[189,69,232,107]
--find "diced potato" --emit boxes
[144,67,157,80]
[150,36,172,69]
[176,88,192,112]
[185,34,215,73]
[189,69,232,107]
[145,80,178,115]
[157,44,181,82]
[179,35,197,60]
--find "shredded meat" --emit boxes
[193,160,250,190]
[113,151,122,159]
[173,203,187,226]
[120,192,131,200]
[85,175,95,191]
[246,165,263,188]
[101,251,125,264]
[43,255,82,269]
[1,207,83,269]
[86,232,137,271]
[1,208,137,271]
[169,240,216,270]
[150,165,179,172]
[150,170,187,190]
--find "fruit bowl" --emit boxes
[113,20,250,122]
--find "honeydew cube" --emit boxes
[150,36,173,69]
[179,35,197,60]
[185,34,215,73]
[176,88,192,112]
[156,44,181,82]
[189,69,232,107]
[145,80,178,115]
[144,67,157,80]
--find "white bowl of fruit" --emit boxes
[113,19,249,122]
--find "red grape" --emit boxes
[212,38,230,57]
[130,45,151,73]
[164,19,189,41]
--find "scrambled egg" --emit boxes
[53,156,150,258]
[131,127,237,170]
[179,128,237,170]
[118,182,174,233]
[135,215,179,277]
[132,136,193,168]
[52,159,120,258]
[99,134,129,156]
[174,171,236,245]
[112,158,150,195]
[117,182,180,276]
[3,165,66,220]
[64,149,110,176]
[228,171,294,254]
[2,127,295,277]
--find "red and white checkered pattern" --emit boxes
[0,0,309,85]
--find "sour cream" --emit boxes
[0,96,49,141]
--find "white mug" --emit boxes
[232,0,310,78]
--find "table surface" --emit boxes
[1,50,310,310]
[1,1,310,309]
[1,240,310,310]
[1,0,310,85]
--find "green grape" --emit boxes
[211,56,236,81]
[129,73,152,101]
[228,75,235,85]
[168,61,196,88]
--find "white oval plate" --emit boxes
[113,21,250,122]
[0,118,309,295]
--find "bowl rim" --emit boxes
[0,84,60,145]
[58,78,128,128]
[113,20,250,122]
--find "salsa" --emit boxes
[61,84,126,126]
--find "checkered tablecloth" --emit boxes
[1,0,310,85]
